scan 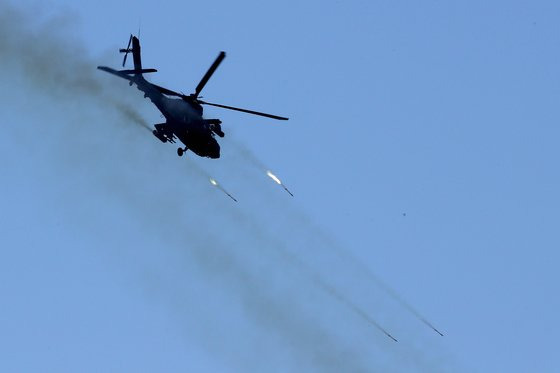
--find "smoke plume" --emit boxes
[0,2,450,372]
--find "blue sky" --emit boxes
[1,0,559,371]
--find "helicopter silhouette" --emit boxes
[98,34,288,158]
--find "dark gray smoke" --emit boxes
[111,100,153,132]
[0,3,150,134]
[0,2,450,372]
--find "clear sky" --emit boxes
[1,0,559,372]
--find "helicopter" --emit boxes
[97,35,288,159]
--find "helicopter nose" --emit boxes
[208,141,220,159]
[210,148,220,159]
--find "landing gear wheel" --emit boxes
[177,147,184,157]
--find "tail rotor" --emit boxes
[119,34,133,67]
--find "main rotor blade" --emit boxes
[198,100,289,120]
[122,34,133,67]
[194,51,226,98]
[149,83,289,120]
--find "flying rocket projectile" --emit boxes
[266,170,293,197]
[209,178,238,202]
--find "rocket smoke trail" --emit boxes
[323,282,398,342]
[230,140,443,336]
[314,231,445,336]
[313,272,398,342]
[265,235,398,342]
[111,100,153,133]
[364,266,444,336]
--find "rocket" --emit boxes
[266,170,293,197]
[210,178,238,202]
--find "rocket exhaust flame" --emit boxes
[266,170,281,184]
[209,178,238,202]
[266,170,294,197]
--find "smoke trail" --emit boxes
[229,136,444,336]
[0,3,151,136]
[111,100,153,132]
[275,241,398,342]
[351,257,444,336]
[313,227,445,337]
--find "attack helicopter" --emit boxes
[97,35,288,158]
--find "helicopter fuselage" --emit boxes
[133,74,222,158]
